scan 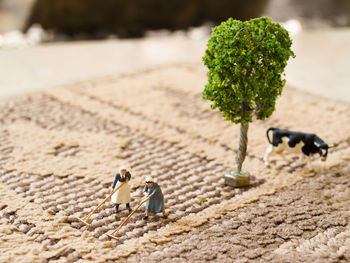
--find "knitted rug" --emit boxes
[0,64,349,262]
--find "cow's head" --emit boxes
[315,142,329,161]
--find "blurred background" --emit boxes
[0,0,349,101]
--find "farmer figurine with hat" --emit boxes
[143,177,167,220]
[111,166,132,213]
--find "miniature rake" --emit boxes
[77,182,126,226]
[107,196,150,240]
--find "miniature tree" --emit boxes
[203,17,295,182]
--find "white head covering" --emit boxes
[119,166,127,174]
[145,177,154,183]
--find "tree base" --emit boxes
[224,169,250,187]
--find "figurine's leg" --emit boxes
[162,205,168,219]
[126,203,132,212]
[115,204,119,213]
[143,210,149,220]
[299,154,305,164]
[264,145,273,167]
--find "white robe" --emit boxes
[111,179,131,204]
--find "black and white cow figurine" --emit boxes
[264,127,329,170]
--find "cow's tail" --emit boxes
[266,127,275,145]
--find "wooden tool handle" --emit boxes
[110,196,150,235]
[80,181,126,223]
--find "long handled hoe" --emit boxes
[77,182,126,226]
[107,196,150,240]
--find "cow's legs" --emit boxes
[307,156,314,171]
[280,152,289,164]
[264,145,273,168]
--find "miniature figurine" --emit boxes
[202,17,295,186]
[77,167,131,225]
[264,127,331,170]
[111,166,132,213]
[142,177,167,220]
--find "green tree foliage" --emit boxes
[203,17,295,124]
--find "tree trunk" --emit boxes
[235,122,249,174]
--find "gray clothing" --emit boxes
[143,182,165,213]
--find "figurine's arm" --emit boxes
[143,185,148,195]
[112,174,120,189]
[125,171,131,182]
[148,186,158,198]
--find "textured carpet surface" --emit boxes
[0,64,349,262]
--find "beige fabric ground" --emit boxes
[0,64,349,262]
